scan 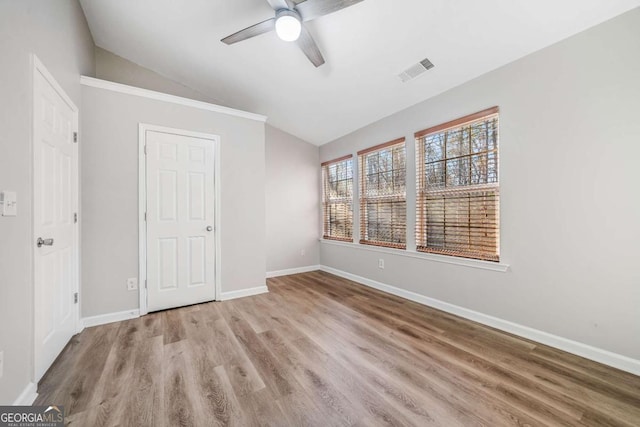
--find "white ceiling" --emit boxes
[79,0,639,145]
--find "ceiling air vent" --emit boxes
[398,58,435,83]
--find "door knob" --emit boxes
[37,237,54,247]
[206,226,213,232]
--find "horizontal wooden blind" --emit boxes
[358,138,406,249]
[322,155,353,241]
[415,107,500,261]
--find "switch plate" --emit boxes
[0,191,17,216]
[127,278,138,291]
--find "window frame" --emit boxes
[321,154,354,242]
[358,137,407,249]
[415,106,500,262]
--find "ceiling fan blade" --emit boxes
[266,0,293,10]
[297,26,325,67]
[295,0,364,22]
[221,18,276,45]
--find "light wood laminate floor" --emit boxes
[35,271,640,426]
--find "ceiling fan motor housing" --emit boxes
[276,8,301,20]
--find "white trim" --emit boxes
[81,309,140,329]
[214,138,222,302]
[32,55,81,383]
[36,57,79,112]
[80,76,267,122]
[320,239,509,272]
[219,286,269,301]
[138,124,147,315]
[266,265,321,278]
[13,382,38,406]
[320,265,640,376]
[138,124,222,314]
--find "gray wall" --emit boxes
[320,9,640,360]
[265,125,320,272]
[95,47,221,105]
[96,49,323,275]
[0,0,95,404]
[81,85,266,317]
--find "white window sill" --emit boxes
[319,239,509,272]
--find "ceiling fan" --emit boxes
[221,0,364,67]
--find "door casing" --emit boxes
[138,123,221,315]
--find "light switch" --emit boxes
[0,191,17,216]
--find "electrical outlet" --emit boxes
[0,351,4,379]
[301,249,306,256]
[127,277,138,291]
[378,258,384,269]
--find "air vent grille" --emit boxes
[398,57,435,83]
[419,58,435,70]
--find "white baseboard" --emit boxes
[13,382,38,405]
[81,309,140,329]
[266,265,321,278]
[320,265,640,376]
[219,285,269,301]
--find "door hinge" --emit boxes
[144,212,147,221]
[145,280,147,289]
[73,132,78,143]
[144,145,147,155]
[74,212,78,223]
[74,292,78,304]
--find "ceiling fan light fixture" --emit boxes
[275,10,301,42]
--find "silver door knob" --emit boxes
[37,237,54,247]
[206,226,213,232]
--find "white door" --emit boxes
[33,57,79,382]
[145,129,217,312]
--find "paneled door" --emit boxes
[145,128,217,312]
[33,56,79,382]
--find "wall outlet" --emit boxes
[0,351,4,379]
[301,249,306,256]
[127,277,138,291]
[378,258,384,269]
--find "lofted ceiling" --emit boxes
[79,0,639,145]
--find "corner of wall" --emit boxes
[265,125,321,273]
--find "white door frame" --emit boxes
[138,123,221,315]
[31,54,81,381]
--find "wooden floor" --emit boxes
[36,271,640,426]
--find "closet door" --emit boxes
[145,129,216,312]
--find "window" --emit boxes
[358,138,406,248]
[322,155,353,241]
[415,107,500,261]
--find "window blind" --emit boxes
[322,155,354,241]
[358,138,406,249]
[415,107,500,261]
